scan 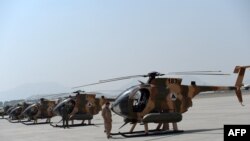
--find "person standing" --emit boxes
[61,105,69,128]
[102,102,112,138]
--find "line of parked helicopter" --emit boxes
[0,65,249,137]
[1,90,109,126]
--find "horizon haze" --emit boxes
[1,0,250,101]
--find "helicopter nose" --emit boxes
[111,93,130,118]
[22,104,38,117]
[21,108,28,116]
[53,104,62,116]
[53,98,72,116]
[10,107,22,117]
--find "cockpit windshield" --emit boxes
[115,85,138,102]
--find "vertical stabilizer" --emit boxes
[233,65,250,104]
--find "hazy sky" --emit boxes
[0,0,250,101]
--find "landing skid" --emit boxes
[112,130,184,138]
[8,119,22,123]
[50,122,94,128]
[22,121,50,125]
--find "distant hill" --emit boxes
[0,82,71,102]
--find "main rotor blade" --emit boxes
[72,75,146,89]
[72,70,228,89]
[168,71,223,73]
[168,72,230,75]
[72,81,109,89]
[99,75,145,83]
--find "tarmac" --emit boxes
[0,91,249,141]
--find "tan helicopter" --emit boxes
[3,105,13,118]
[73,65,249,137]
[8,102,33,122]
[21,98,57,124]
[0,106,5,118]
[51,90,111,127]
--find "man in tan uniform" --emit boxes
[102,101,112,138]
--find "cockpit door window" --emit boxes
[132,89,150,112]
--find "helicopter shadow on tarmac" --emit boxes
[183,127,223,135]
[141,127,223,141]
[112,127,223,139]
[22,121,51,125]
[49,121,105,128]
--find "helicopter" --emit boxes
[8,102,33,122]
[51,90,111,127]
[0,106,4,118]
[5,105,15,117]
[73,65,249,137]
[0,105,13,119]
[21,98,57,124]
